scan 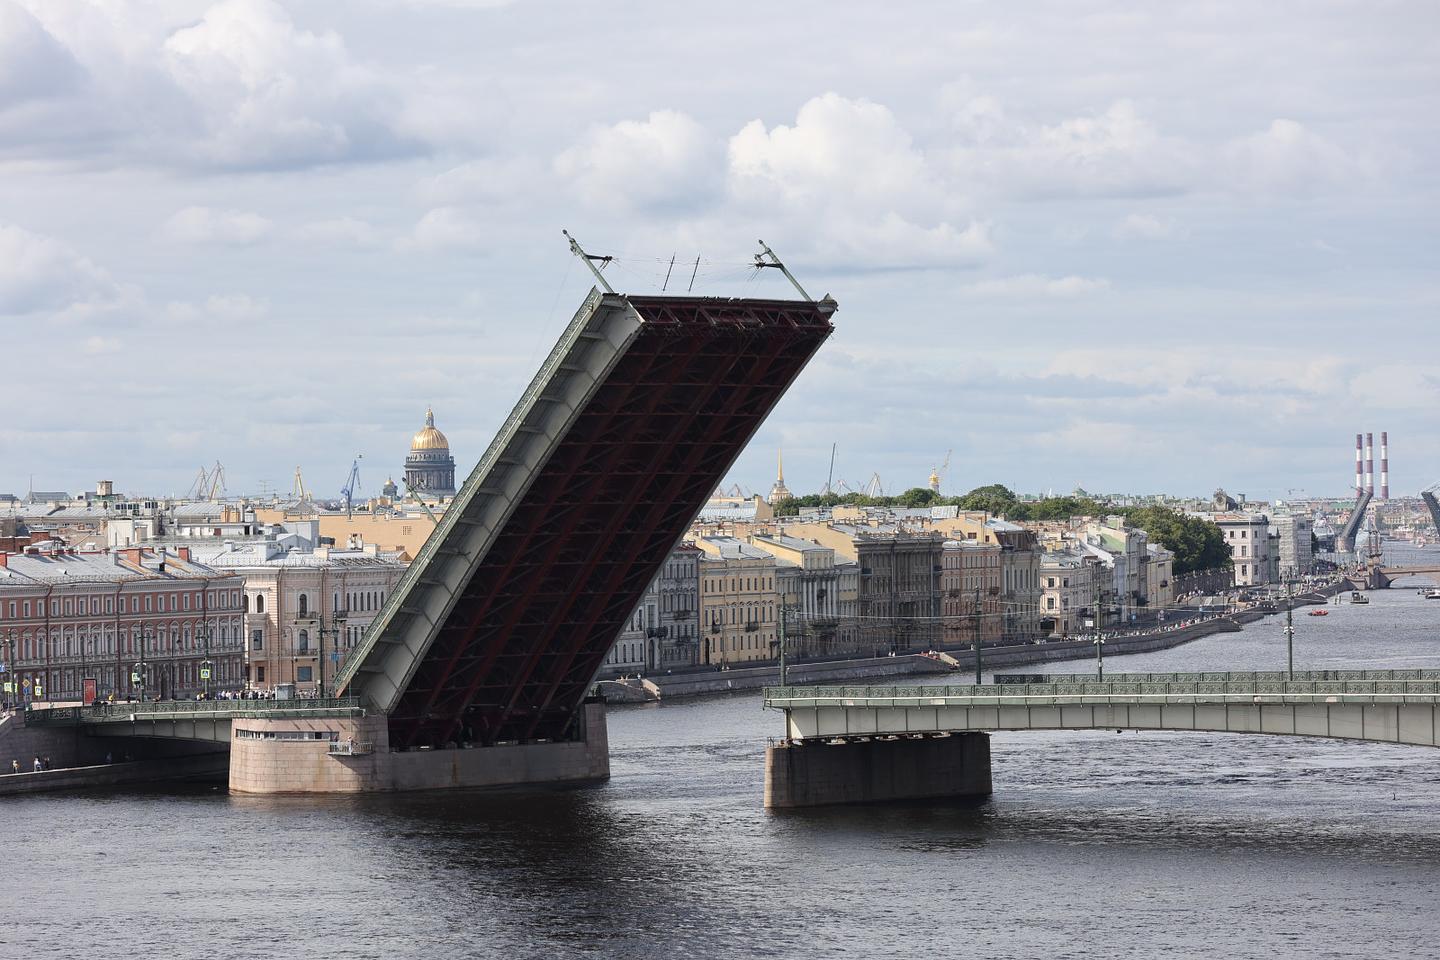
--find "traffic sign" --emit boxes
[131,672,141,683]
[200,668,211,680]
[22,678,31,689]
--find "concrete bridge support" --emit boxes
[229,700,610,794]
[764,732,991,809]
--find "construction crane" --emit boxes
[291,466,307,502]
[340,456,363,519]
[863,472,885,498]
[185,461,227,500]
[186,465,210,500]
[824,443,837,495]
[205,461,226,500]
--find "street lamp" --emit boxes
[197,621,213,700]
[1,631,14,708]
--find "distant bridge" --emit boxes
[763,671,1440,807]
[1368,565,1440,588]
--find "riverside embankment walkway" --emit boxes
[622,579,1352,702]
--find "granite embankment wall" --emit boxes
[0,753,228,797]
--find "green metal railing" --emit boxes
[26,697,366,726]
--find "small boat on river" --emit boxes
[1308,609,1329,617]
[1350,591,1369,605]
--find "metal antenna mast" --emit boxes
[753,240,812,301]
[562,229,616,294]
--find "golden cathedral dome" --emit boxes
[410,407,450,451]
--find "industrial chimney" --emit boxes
[1364,432,1375,496]
[1380,431,1389,501]
[1355,433,1364,495]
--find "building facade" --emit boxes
[941,539,1003,648]
[1273,514,1315,579]
[1214,513,1274,587]
[1039,549,1104,638]
[750,533,860,657]
[600,544,703,676]
[189,538,407,694]
[697,537,780,666]
[0,545,245,703]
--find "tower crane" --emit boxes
[340,455,363,519]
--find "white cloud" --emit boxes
[7,0,433,170]
[555,110,717,213]
[727,94,985,268]
[396,207,486,252]
[0,222,129,318]
[83,335,121,355]
[1113,213,1176,239]
[161,206,272,245]
[963,274,1111,297]
[945,99,1195,199]
[295,217,383,247]
[1221,119,1375,196]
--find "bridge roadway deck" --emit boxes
[766,670,1440,749]
[26,698,367,743]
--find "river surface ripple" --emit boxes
[5,555,1440,959]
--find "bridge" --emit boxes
[1366,564,1440,589]
[762,671,1440,807]
[28,286,835,793]
[29,698,365,742]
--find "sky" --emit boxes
[1,0,1436,503]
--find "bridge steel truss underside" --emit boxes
[335,289,835,749]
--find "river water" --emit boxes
[5,553,1440,959]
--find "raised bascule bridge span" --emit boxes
[28,285,835,793]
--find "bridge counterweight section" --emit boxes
[340,291,836,748]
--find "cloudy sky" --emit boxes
[2,0,1436,502]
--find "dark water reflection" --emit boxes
[6,548,1440,958]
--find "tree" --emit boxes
[1119,506,1230,576]
[897,487,940,508]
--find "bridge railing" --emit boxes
[26,697,367,726]
[765,674,1440,706]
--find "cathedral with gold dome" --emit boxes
[404,407,457,497]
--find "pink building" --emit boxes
[0,545,245,703]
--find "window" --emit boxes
[298,594,309,617]
[256,666,266,683]
[297,666,313,682]
[298,629,310,653]
[251,630,264,650]
[255,594,265,614]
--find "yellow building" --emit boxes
[696,536,779,666]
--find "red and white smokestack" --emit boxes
[1365,432,1375,495]
[1355,433,1364,495]
[1380,431,1389,500]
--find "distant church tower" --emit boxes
[404,407,457,497]
[767,449,792,504]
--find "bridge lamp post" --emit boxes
[1284,578,1295,681]
[2,631,14,708]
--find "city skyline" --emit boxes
[3,1,1437,499]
